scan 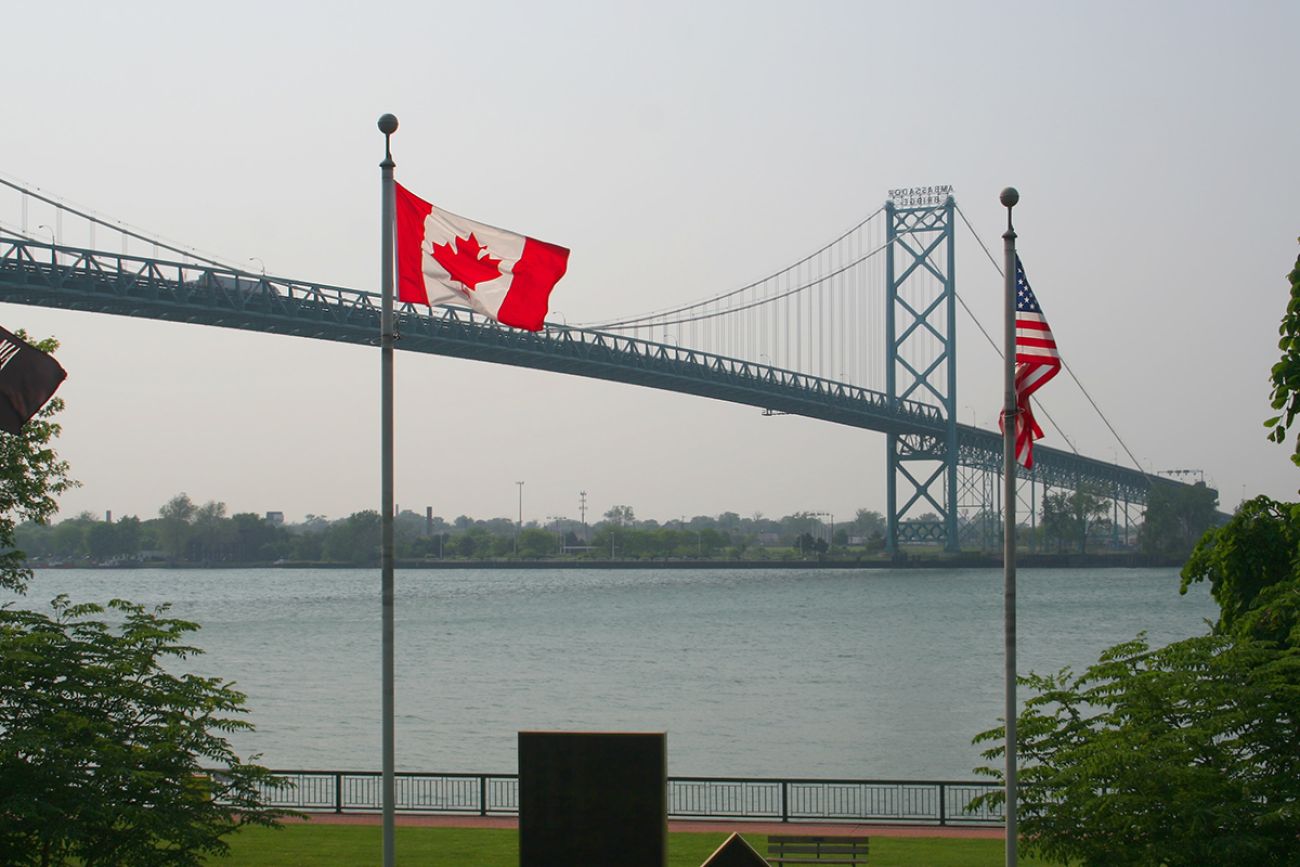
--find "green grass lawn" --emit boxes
[213,823,1060,866]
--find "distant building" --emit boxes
[265,511,285,526]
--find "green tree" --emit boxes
[1140,480,1220,559]
[1181,495,1300,647]
[1042,487,1109,553]
[12,521,55,561]
[112,515,143,559]
[0,335,76,592]
[50,513,95,560]
[517,527,555,558]
[288,530,323,562]
[972,634,1300,866]
[158,493,196,563]
[192,500,229,563]
[603,504,635,526]
[852,508,885,538]
[700,528,727,556]
[793,532,826,556]
[452,530,479,558]
[0,597,288,866]
[84,519,118,561]
[1265,240,1300,465]
[0,352,285,864]
[229,513,284,562]
[322,510,380,564]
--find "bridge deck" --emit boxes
[0,235,1171,501]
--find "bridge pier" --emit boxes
[884,193,960,553]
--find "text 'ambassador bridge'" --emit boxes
[0,176,1206,549]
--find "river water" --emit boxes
[16,566,1215,781]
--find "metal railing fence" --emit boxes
[237,770,1003,826]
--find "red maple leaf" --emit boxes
[431,233,502,292]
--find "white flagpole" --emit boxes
[1000,186,1019,867]
[378,112,399,867]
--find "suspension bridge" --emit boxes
[0,176,1203,551]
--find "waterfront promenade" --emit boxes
[289,812,1004,840]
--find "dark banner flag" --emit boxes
[0,327,67,435]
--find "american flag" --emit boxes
[1011,256,1060,468]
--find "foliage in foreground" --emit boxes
[971,244,1300,866]
[0,597,288,866]
[972,632,1300,866]
[1265,241,1300,465]
[1181,494,1300,648]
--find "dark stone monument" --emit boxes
[698,832,768,867]
[518,731,667,867]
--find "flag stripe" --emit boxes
[1016,337,1058,351]
[395,183,433,306]
[1009,256,1061,469]
[496,237,570,331]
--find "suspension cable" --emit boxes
[600,236,894,329]
[579,206,886,329]
[0,174,247,272]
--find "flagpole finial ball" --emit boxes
[377,114,399,135]
[1000,187,1020,208]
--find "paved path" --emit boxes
[287,812,1003,840]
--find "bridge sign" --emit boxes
[888,185,953,207]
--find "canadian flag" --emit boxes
[395,183,569,331]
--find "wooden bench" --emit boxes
[766,834,869,865]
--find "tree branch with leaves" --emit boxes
[1265,240,1300,466]
[0,333,76,593]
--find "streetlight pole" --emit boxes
[515,481,524,555]
[37,224,55,264]
[548,515,566,554]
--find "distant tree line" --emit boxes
[14,497,891,566]
[13,484,1215,567]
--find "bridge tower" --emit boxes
[884,188,960,553]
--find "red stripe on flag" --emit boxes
[394,183,433,306]
[496,238,570,331]
[1016,337,1058,350]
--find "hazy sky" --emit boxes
[2,0,1297,527]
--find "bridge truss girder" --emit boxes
[0,236,944,436]
[955,427,1154,552]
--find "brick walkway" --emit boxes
[285,812,1003,840]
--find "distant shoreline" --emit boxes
[39,553,1186,571]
